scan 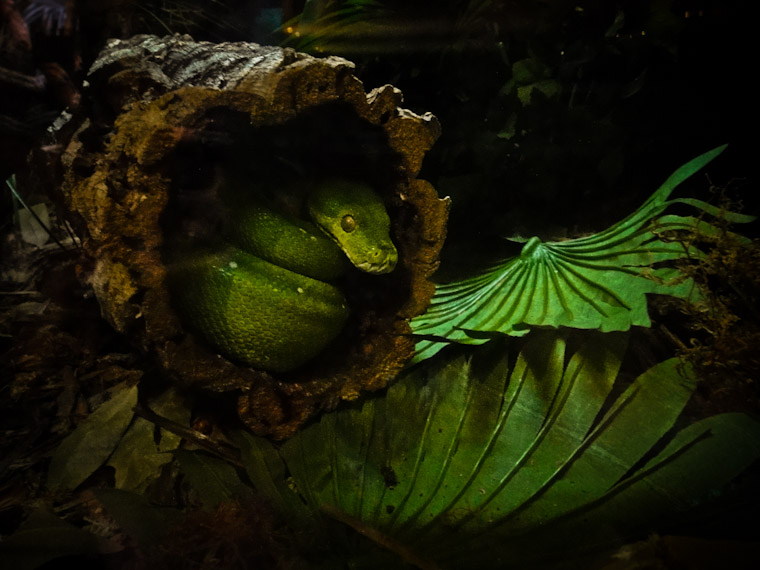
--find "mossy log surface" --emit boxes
[60,34,449,439]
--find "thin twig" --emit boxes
[132,403,244,468]
[659,323,688,351]
[0,290,43,296]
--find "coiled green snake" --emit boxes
[168,178,398,372]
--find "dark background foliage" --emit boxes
[321,0,756,251]
[4,0,755,245]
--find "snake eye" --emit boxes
[341,215,357,233]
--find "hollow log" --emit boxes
[60,34,448,439]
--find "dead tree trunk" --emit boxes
[59,34,448,439]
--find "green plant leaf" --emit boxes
[411,145,745,363]
[17,203,51,247]
[237,333,758,567]
[512,58,551,85]
[107,387,190,492]
[233,430,316,526]
[0,509,103,570]
[447,412,760,569]
[173,449,255,508]
[47,383,139,489]
[471,356,696,535]
[517,79,561,104]
[93,488,183,550]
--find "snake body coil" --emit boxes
[168,178,397,372]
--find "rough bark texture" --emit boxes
[59,34,448,439]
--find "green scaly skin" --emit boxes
[169,178,398,373]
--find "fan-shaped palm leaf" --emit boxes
[411,145,755,363]
[237,332,760,568]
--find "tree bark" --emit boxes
[59,34,448,439]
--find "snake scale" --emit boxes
[168,178,398,372]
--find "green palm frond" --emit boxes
[237,331,760,568]
[411,145,755,362]
[282,0,391,54]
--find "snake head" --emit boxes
[308,178,398,275]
